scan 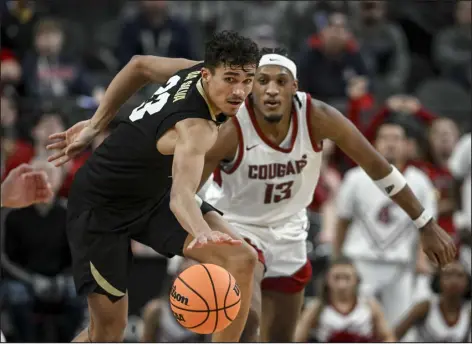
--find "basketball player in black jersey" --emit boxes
[46,31,260,342]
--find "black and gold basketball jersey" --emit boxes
[69,63,226,219]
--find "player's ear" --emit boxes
[292,79,298,95]
[201,68,211,83]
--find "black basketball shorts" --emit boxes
[66,193,222,302]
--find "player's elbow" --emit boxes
[130,55,153,81]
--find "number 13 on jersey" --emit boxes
[129,75,181,122]
[264,181,294,204]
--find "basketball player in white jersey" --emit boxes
[198,49,454,341]
[333,121,438,327]
[294,257,395,342]
[52,50,455,341]
[448,133,471,273]
[395,260,471,342]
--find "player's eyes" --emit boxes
[243,79,253,85]
[258,78,267,84]
[224,77,235,83]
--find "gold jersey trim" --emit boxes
[90,262,125,297]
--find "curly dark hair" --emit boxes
[204,30,259,73]
[259,47,289,58]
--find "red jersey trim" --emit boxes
[306,94,323,152]
[245,98,298,153]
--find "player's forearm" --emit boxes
[389,185,425,222]
[170,190,212,237]
[89,56,150,132]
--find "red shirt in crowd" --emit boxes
[2,139,90,197]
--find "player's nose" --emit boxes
[266,82,279,96]
[231,86,245,99]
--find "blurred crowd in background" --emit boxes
[0,0,471,342]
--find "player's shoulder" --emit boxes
[174,61,204,78]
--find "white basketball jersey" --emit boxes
[208,92,323,227]
[417,297,471,343]
[312,297,375,342]
[337,166,437,263]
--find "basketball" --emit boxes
[169,263,241,334]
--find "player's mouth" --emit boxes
[264,99,280,110]
[227,100,242,107]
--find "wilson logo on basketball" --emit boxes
[172,311,186,322]
[171,285,189,305]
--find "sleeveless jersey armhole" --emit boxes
[305,93,323,152]
[220,116,244,174]
[155,112,213,141]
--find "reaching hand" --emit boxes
[47,120,99,167]
[1,164,53,208]
[420,221,456,267]
[187,231,242,250]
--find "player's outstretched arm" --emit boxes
[309,101,456,266]
[170,118,241,249]
[132,55,200,85]
[90,56,200,134]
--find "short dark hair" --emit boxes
[259,47,289,58]
[204,31,259,73]
[375,119,406,140]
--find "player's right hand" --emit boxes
[47,120,99,167]
[187,231,242,250]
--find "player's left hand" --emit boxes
[187,231,242,250]
[47,120,99,167]
[1,164,53,208]
[420,220,456,267]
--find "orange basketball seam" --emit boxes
[201,264,219,334]
[170,298,241,313]
[223,271,234,322]
[175,276,211,329]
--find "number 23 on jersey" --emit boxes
[129,75,181,122]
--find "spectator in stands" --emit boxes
[294,256,395,342]
[2,111,86,198]
[353,1,411,94]
[216,1,288,48]
[448,133,472,273]
[0,0,39,60]
[1,94,21,177]
[333,121,435,328]
[421,119,460,239]
[21,18,96,100]
[308,139,341,244]
[297,11,370,102]
[395,260,471,342]
[280,1,356,55]
[0,159,83,342]
[1,48,22,88]
[433,0,472,90]
[116,0,195,70]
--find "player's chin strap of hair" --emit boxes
[259,54,297,80]
[374,165,433,229]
